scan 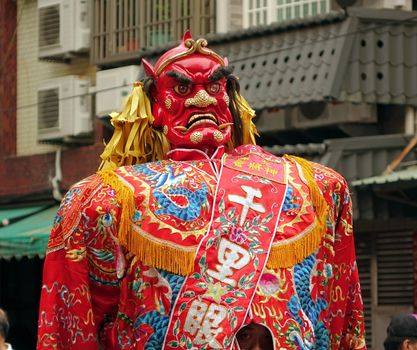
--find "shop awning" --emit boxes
[0,206,58,260]
[351,166,417,188]
[352,166,417,209]
[0,205,49,227]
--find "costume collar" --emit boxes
[166,146,225,161]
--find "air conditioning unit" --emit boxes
[255,108,287,132]
[37,75,91,142]
[96,65,141,117]
[392,0,409,8]
[38,0,89,59]
[361,0,411,10]
[288,102,377,129]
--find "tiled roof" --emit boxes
[263,143,327,156]
[211,11,351,108]
[262,134,416,183]
[318,133,415,182]
[339,8,417,106]
[210,7,417,109]
[139,7,417,109]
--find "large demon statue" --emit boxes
[37,32,366,350]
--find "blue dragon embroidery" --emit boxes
[133,270,185,350]
[133,163,209,222]
[133,163,184,188]
[153,183,208,221]
[287,254,329,349]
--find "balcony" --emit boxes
[91,0,217,66]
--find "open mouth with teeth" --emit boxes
[174,113,232,133]
[187,113,218,129]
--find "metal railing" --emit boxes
[91,0,216,66]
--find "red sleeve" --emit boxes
[37,175,121,349]
[329,178,367,350]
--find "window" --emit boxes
[91,0,216,65]
[243,0,331,28]
[243,0,271,28]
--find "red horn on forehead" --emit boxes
[182,30,192,43]
[142,59,156,79]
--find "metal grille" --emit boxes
[91,0,216,66]
[377,231,414,306]
[355,229,414,349]
[38,5,61,48]
[38,88,60,132]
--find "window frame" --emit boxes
[243,0,331,28]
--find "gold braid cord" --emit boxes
[155,38,225,76]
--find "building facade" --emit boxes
[1,0,417,348]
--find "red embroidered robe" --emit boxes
[37,145,366,349]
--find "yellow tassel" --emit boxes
[286,155,327,220]
[267,155,328,268]
[99,83,169,170]
[235,93,259,146]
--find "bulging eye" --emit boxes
[174,84,191,95]
[208,82,220,94]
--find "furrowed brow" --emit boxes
[166,70,192,84]
[209,66,234,81]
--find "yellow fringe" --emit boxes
[97,169,135,248]
[97,168,194,275]
[97,155,328,273]
[267,155,328,269]
[266,219,324,269]
[124,228,195,276]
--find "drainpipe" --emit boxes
[405,106,416,134]
[52,147,63,201]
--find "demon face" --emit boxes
[142,33,233,152]
[100,32,256,169]
[152,55,232,151]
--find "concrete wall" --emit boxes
[16,0,95,156]
[0,0,103,202]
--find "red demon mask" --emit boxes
[142,32,233,152]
